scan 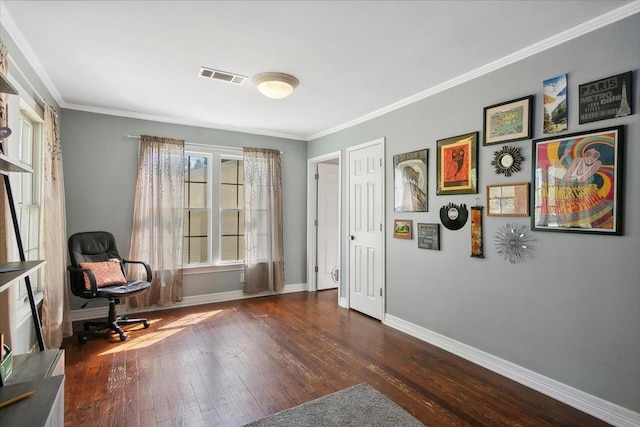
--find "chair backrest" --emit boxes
[68,231,125,298]
[68,231,123,267]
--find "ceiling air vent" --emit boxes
[198,67,247,85]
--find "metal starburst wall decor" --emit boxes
[494,223,535,263]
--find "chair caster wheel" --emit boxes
[78,334,88,344]
[143,320,150,328]
[119,333,128,342]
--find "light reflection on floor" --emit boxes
[97,309,224,355]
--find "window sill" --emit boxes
[184,263,243,276]
[16,291,44,325]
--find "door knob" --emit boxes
[349,235,355,240]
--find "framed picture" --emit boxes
[436,132,478,195]
[393,219,412,239]
[486,183,529,217]
[483,95,533,145]
[394,149,428,212]
[543,74,568,134]
[417,223,440,250]
[470,206,484,258]
[531,125,624,235]
[579,71,632,124]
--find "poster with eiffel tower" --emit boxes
[579,71,633,124]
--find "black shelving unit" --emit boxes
[0,75,46,388]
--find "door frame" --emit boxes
[346,137,386,317]
[306,151,342,298]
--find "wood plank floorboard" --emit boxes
[61,289,610,426]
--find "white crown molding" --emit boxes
[3,0,638,143]
[62,103,306,141]
[384,314,640,427]
[0,2,65,106]
[70,283,307,322]
[306,1,640,141]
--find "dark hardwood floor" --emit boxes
[62,289,609,426]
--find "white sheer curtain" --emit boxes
[128,135,185,308]
[243,147,284,294]
[40,105,73,347]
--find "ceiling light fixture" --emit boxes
[253,72,299,99]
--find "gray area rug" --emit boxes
[243,383,425,427]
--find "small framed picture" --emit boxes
[393,219,413,239]
[578,71,632,124]
[486,183,530,217]
[483,95,533,145]
[543,74,568,134]
[436,132,478,195]
[417,223,440,250]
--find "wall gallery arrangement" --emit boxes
[393,68,633,261]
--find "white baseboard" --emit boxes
[338,297,347,308]
[383,314,640,427]
[70,283,307,322]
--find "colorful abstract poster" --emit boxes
[532,126,624,235]
[543,74,568,134]
[579,71,633,124]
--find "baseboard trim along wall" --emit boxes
[70,283,307,322]
[383,314,640,427]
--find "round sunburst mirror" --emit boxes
[491,146,523,177]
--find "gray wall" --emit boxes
[60,110,307,307]
[308,15,640,413]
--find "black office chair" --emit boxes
[68,231,152,343]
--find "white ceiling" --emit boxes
[1,1,637,141]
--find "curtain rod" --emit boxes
[126,135,283,154]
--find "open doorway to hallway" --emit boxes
[307,152,342,301]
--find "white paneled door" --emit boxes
[317,162,340,290]
[348,140,384,320]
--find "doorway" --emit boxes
[347,138,385,320]
[307,151,342,301]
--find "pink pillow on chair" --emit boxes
[79,259,127,290]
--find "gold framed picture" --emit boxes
[486,183,529,217]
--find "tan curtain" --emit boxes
[0,39,16,347]
[243,147,284,294]
[40,105,73,347]
[128,135,184,308]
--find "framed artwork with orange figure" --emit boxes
[436,132,478,195]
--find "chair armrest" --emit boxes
[122,259,153,282]
[67,265,98,296]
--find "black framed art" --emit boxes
[531,125,624,235]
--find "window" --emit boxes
[12,110,43,306]
[183,145,244,268]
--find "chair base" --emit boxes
[78,299,150,344]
